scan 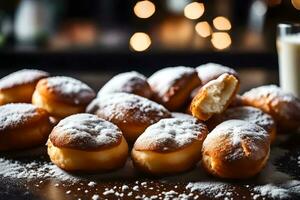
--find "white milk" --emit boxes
[277,34,300,98]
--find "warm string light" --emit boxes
[213,16,231,31]
[195,21,211,38]
[132,1,154,52]
[291,0,300,9]
[184,2,205,20]
[129,32,152,52]
[131,1,232,51]
[134,1,156,19]
[211,32,232,50]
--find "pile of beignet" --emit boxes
[0,63,299,179]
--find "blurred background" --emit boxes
[0,0,299,90]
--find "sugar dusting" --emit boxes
[45,76,95,104]
[98,71,151,96]
[243,85,297,103]
[134,118,207,151]
[211,106,275,132]
[0,69,49,89]
[196,62,238,84]
[87,92,170,124]
[0,103,39,131]
[0,144,299,199]
[242,85,300,120]
[203,120,269,160]
[50,113,122,149]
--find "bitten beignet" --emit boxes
[202,120,270,179]
[190,73,239,121]
[48,113,128,172]
[132,118,208,175]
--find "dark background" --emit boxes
[0,0,299,74]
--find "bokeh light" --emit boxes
[211,32,232,50]
[184,2,205,20]
[213,16,232,31]
[129,32,152,52]
[292,0,300,10]
[134,1,156,19]
[195,21,211,38]
[158,18,194,48]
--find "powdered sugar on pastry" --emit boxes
[205,120,269,160]
[242,85,300,120]
[210,106,275,131]
[87,93,170,124]
[0,69,49,90]
[134,118,208,152]
[196,63,238,84]
[148,66,196,97]
[0,103,39,131]
[243,85,295,102]
[43,76,95,105]
[98,71,150,96]
[50,113,122,150]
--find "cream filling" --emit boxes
[201,77,237,113]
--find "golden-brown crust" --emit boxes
[133,118,208,153]
[86,93,171,143]
[148,66,201,111]
[0,103,52,151]
[190,74,240,121]
[35,76,95,106]
[32,90,87,119]
[131,140,203,176]
[131,118,208,175]
[98,71,153,99]
[202,120,270,179]
[47,136,128,172]
[32,76,96,118]
[207,106,277,143]
[241,85,300,131]
[49,114,123,151]
[0,69,49,105]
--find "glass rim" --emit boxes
[278,23,300,29]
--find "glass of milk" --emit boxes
[277,23,300,98]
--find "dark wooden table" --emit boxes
[0,131,299,200]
